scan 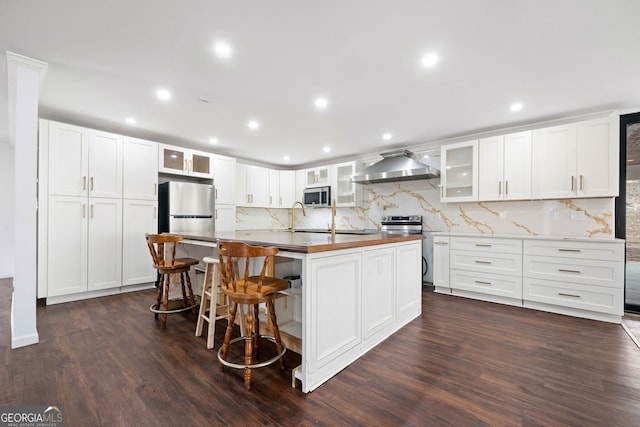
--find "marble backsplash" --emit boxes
[235,179,616,239]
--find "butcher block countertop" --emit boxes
[178,230,423,253]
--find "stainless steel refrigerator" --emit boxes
[158,181,215,233]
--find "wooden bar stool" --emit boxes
[145,233,198,327]
[195,257,231,349]
[217,240,289,390]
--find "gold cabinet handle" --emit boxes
[505,180,508,195]
[475,260,492,265]
[558,268,581,274]
[498,181,502,195]
[475,244,492,247]
[154,183,157,195]
[83,176,87,191]
[90,176,94,191]
[269,196,273,205]
[571,176,575,191]
[475,280,492,285]
[189,159,192,172]
[82,204,86,218]
[90,204,94,218]
[435,241,448,246]
[579,175,584,191]
[184,159,188,171]
[559,248,581,253]
[215,209,218,220]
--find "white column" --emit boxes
[7,52,48,348]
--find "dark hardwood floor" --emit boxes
[2,278,640,426]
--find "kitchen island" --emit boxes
[179,230,423,393]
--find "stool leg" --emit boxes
[195,263,211,338]
[155,273,164,319]
[220,301,238,371]
[244,303,255,389]
[184,271,197,314]
[206,265,217,349]
[162,274,171,328]
[180,272,189,308]
[253,304,261,357]
[266,297,285,369]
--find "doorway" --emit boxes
[616,112,640,313]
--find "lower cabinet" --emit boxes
[47,196,123,297]
[433,234,625,323]
[122,199,157,286]
[433,235,450,292]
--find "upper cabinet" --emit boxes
[532,116,618,199]
[235,163,269,207]
[48,121,123,199]
[332,161,360,207]
[478,131,532,201]
[123,137,158,200]
[305,165,331,187]
[279,170,296,208]
[158,143,213,179]
[212,154,236,205]
[440,140,478,202]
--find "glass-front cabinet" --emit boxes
[440,140,478,202]
[159,143,213,179]
[332,161,360,207]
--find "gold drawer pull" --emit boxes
[475,280,492,285]
[475,244,492,247]
[558,248,581,252]
[475,260,492,265]
[558,292,581,298]
[558,268,581,274]
[435,241,448,246]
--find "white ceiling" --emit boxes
[2,0,640,167]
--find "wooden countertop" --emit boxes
[178,230,423,253]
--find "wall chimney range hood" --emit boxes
[351,150,440,184]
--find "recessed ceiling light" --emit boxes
[283,155,290,161]
[420,53,439,68]
[125,117,136,124]
[510,102,524,112]
[314,97,329,110]
[213,41,233,59]
[209,137,218,144]
[156,89,172,101]
[323,146,331,153]
[247,120,260,130]
[382,133,392,140]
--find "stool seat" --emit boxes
[145,233,198,327]
[217,240,289,389]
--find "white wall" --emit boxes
[0,142,14,277]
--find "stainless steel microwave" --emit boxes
[303,186,331,207]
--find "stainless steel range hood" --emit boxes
[351,150,440,184]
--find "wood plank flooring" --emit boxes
[1,278,640,426]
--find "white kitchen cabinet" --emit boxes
[159,143,213,179]
[295,169,306,203]
[478,131,532,201]
[123,137,158,200]
[212,154,236,205]
[396,241,422,323]
[363,247,396,340]
[268,169,280,208]
[47,121,123,199]
[47,195,123,296]
[532,116,618,199]
[440,140,478,202]
[87,198,123,291]
[235,163,269,207]
[523,239,624,322]
[279,170,296,208]
[47,196,88,296]
[215,204,236,232]
[332,161,360,207]
[309,252,362,372]
[305,165,331,187]
[433,235,450,292]
[122,199,157,286]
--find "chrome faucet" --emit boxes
[290,201,306,232]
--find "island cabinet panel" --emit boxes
[363,247,396,341]
[396,241,422,323]
[308,252,362,372]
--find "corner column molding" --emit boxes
[7,51,48,348]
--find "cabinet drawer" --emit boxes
[523,278,622,316]
[451,237,522,254]
[451,270,522,299]
[523,255,623,288]
[450,250,522,276]
[523,239,623,261]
